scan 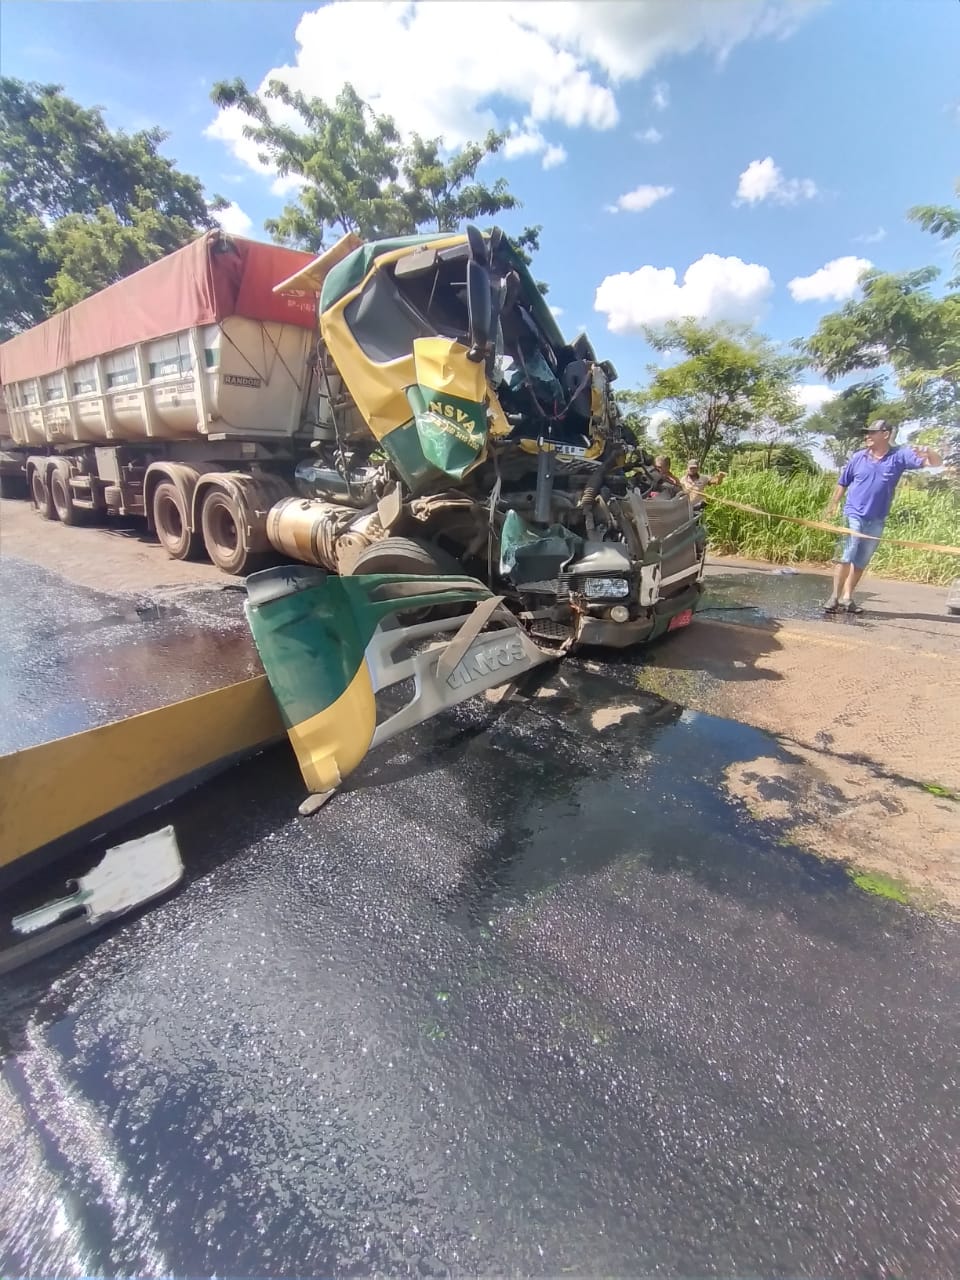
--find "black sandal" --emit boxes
[823,599,841,613]
[844,600,864,615]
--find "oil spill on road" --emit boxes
[0,557,260,754]
[2,653,958,1279]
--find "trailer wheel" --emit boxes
[200,488,270,576]
[30,467,57,520]
[50,468,86,526]
[153,481,202,561]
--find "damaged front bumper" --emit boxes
[574,580,703,648]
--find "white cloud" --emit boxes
[788,256,872,302]
[595,253,774,332]
[649,409,672,432]
[854,226,886,245]
[791,383,837,414]
[207,1,821,186]
[652,81,669,111]
[635,126,663,144]
[271,173,307,197]
[549,305,565,318]
[503,122,568,169]
[213,201,254,236]
[607,183,674,213]
[735,156,818,205]
[503,126,547,160]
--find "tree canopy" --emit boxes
[0,77,224,339]
[641,320,804,466]
[803,262,960,466]
[209,77,545,285]
[909,178,960,286]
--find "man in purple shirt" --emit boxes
[823,420,941,613]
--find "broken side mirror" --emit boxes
[467,259,493,363]
[466,223,488,265]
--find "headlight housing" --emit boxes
[580,576,630,600]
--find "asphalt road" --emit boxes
[1,556,959,1278]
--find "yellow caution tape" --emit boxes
[700,492,960,557]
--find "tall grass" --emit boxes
[705,472,960,585]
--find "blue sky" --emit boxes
[3,0,958,416]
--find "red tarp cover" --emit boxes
[0,233,318,385]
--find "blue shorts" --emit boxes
[838,515,885,569]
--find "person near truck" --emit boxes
[654,455,680,488]
[680,459,725,499]
[823,420,941,614]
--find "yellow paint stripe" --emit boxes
[284,661,377,794]
[0,676,284,871]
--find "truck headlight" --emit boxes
[581,576,630,600]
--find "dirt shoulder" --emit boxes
[635,591,960,914]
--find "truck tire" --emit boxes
[200,488,270,576]
[49,468,86,526]
[349,537,467,623]
[30,467,57,520]
[153,481,202,561]
[349,536,463,578]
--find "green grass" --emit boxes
[705,472,960,585]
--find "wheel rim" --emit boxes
[207,499,240,558]
[156,494,183,545]
[52,474,68,513]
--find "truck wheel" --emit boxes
[349,536,463,577]
[30,468,57,520]
[153,481,202,561]
[50,468,86,526]
[200,488,270,576]
[349,537,467,623]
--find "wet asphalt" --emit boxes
[1,556,959,1278]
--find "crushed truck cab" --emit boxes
[273,226,705,648]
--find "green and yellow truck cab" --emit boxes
[271,225,705,650]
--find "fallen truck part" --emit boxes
[244,566,554,809]
[1,571,552,908]
[0,827,184,976]
[0,675,284,890]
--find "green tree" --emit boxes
[804,265,960,466]
[208,79,547,288]
[614,389,650,445]
[909,178,960,285]
[641,320,803,466]
[0,78,223,337]
[211,79,523,250]
[805,379,908,461]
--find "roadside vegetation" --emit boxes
[704,471,959,585]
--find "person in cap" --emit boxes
[823,420,941,613]
[680,459,725,499]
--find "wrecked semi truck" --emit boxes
[0,227,705,648]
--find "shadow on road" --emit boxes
[643,616,785,684]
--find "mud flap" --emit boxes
[244,565,553,808]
